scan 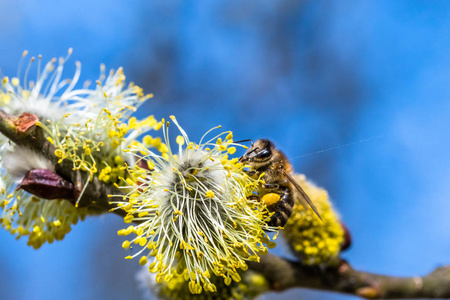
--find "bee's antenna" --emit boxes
[234,139,253,146]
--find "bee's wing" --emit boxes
[282,170,322,221]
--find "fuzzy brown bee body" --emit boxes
[239,139,321,227]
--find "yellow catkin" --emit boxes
[283,174,344,265]
[145,271,268,300]
[113,118,277,296]
[0,52,163,250]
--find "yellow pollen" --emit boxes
[176,135,185,145]
[261,193,281,206]
[122,240,131,249]
[205,190,215,198]
[11,77,19,86]
[227,147,236,154]
[139,256,148,266]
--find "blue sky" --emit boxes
[1,1,450,299]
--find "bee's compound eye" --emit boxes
[255,148,271,160]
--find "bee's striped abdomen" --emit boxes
[267,188,294,227]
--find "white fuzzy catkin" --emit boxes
[3,146,54,180]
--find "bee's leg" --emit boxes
[247,195,260,201]
[245,170,257,175]
[243,170,258,179]
[267,187,294,228]
[262,183,280,191]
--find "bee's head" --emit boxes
[239,139,275,168]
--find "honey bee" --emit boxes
[239,139,321,227]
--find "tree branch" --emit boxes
[248,253,450,299]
